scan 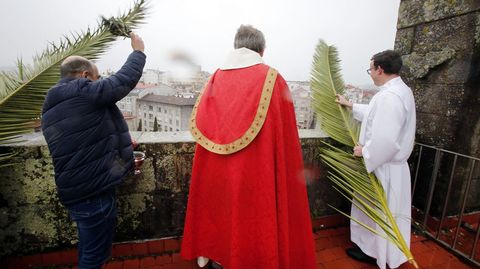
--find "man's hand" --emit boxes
[353,145,363,157]
[131,138,138,150]
[335,94,353,108]
[130,32,144,52]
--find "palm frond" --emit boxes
[0,0,149,164]
[311,40,418,268]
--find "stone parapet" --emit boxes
[0,131,345,257]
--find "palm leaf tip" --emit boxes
[0,0,150,166]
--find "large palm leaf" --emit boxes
[0,0,149,167]
[311,40,418,268]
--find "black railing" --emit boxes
[410,143,480,267]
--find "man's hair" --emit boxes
[371,50,402,75]
[234,25,266,54]
[60,56,93,78]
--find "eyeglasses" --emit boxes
[366,68,372,75]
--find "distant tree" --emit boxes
[137,120,142,131]
[153,117,158,131]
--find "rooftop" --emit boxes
[139,94,197,106]
[1,219,474,269]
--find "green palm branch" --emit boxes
[0,0,149,167]
[311,40,418,268]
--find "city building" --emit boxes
[288,81,315,129]
[117,83,177,130]
[136,94,197,132]
[343,84,377,104]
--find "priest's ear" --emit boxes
[259,50,264,57]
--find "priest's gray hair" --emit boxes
[234,25,266,54]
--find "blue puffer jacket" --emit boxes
[41,51,146,205]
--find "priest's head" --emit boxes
[368,50,402,86]
[234,25,266,57]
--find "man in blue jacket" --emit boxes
[41,33,145,269]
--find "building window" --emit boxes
[158,107,161,112]
[149,114,153,119]
[164,109,167,114]
[164,126,167,131]
[176,120,179,126]
[144,113,146,117]
[169,119,172,124]
[169,127,172,131]
[149,105,153,111]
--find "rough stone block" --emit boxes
[412,13,477,54]
[411,83,466,118]
[395,27,415,55]
[416,113,461,148]
[402,51,475,85]
[398,0,480,29]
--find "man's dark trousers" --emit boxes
[66,190,116,269]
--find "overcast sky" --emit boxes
[0,0,401,85]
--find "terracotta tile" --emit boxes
[122,258,140,269]
[132,243,149,256]
[172,253,183,263]
[444,260,475,269]
[41,252,62,266]
[175,260,197,269]
[157,263,184,269]
[155,254,172,265]
[112,243,133,257]
[317,229,337,238]
[411,242,430,255]
[164,239,181,252]
[416,249,455,268]
[58,249,78,265]
[104,260,123,269]
[411,234,427,243]
[329,235,350,247]
[422,241,444,252]
[316,237,333,251]
[323,258,356,269]
[329,247,348,260]
[147,240,165,254]
[346,258,371,269]
[140,256,156,267]
[317,249,337,263]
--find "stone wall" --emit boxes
[395,0,480,215]
[0,131,345,257]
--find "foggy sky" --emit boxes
[0,0,401,85]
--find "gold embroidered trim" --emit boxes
[190,68,278,155]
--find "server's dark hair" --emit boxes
[371,50,402,75]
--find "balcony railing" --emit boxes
[410,142,480,266]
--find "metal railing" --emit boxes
[410,142,480,267]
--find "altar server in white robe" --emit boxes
[336,50,416,269]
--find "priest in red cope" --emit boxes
[180,25,317,269]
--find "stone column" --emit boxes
[395,1,480,215]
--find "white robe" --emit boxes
[350,77,416,269]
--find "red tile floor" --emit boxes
[1,225,476,269]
